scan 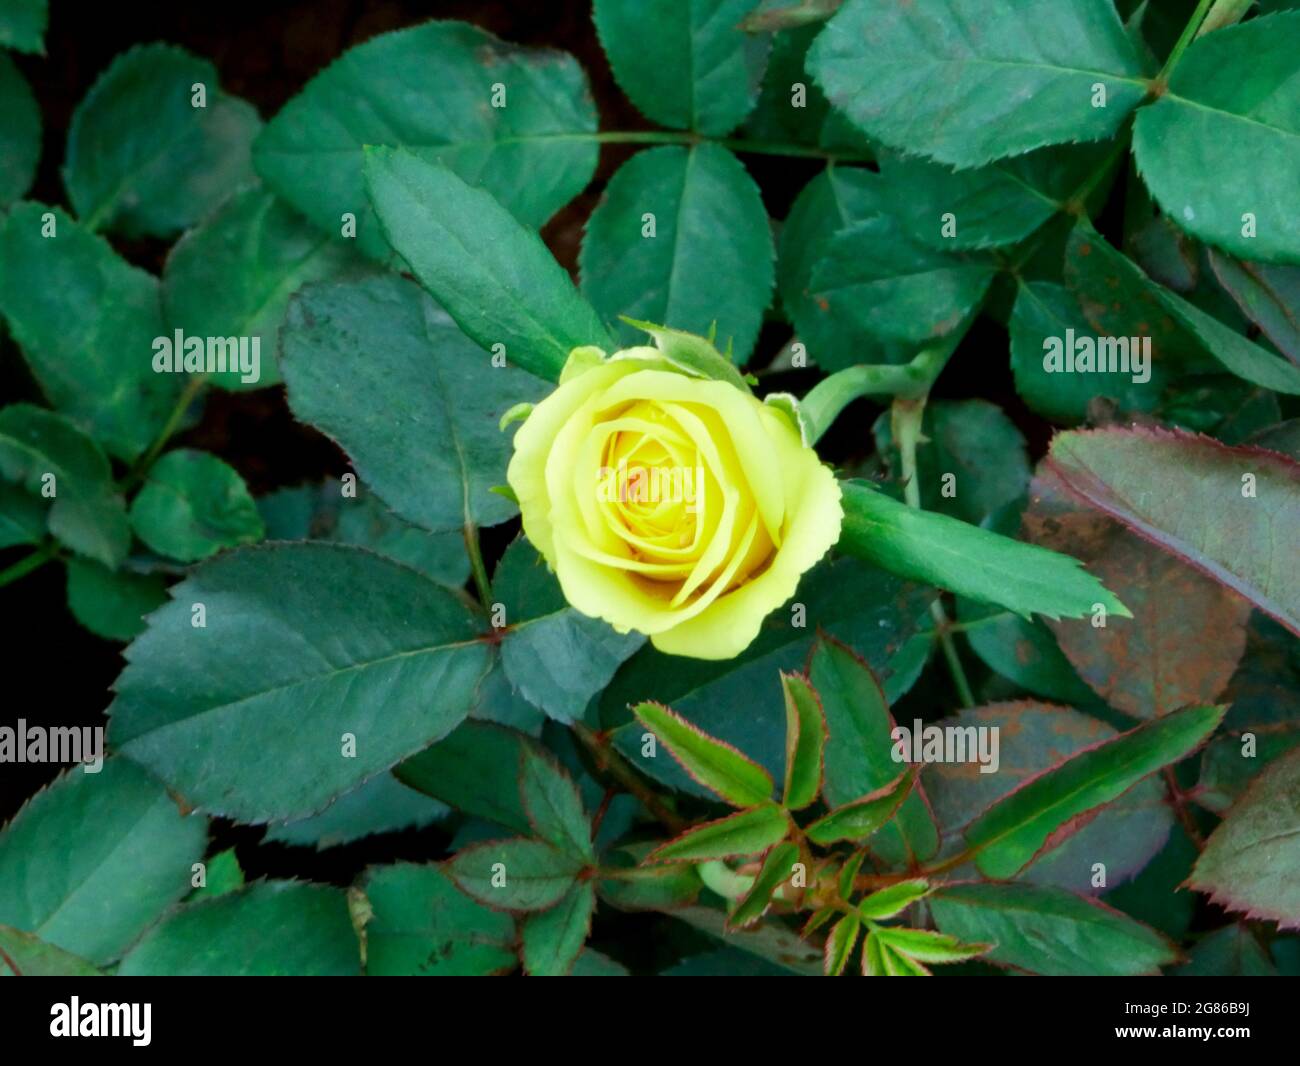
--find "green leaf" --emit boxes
[598,844,703,911]
[0,482,46,548]
[1190,746,1300,929]
[838,480,1129,622]
[808,216,996,345]
[0,54,39,206]
[874,926,989,964]
[805,770,914,845]
[1133,13,1300,265]
[808,0,1146,168]
[730,840,800,928]
[809,637,939,863]
[780,672,825,810]
[448,838,585,911]
[633,701,775,807]
[1025,461,1252,719]
[281,274,545,532]
[930,882,1179,976]
[0,926,102,977]
[130,448,264,562]
[64,43,261,236]
[858,879,929,921]
[255,20,597,260]
[397,722,536,836]
[670,903,823,974]
[0,403,129,568]
[363,863,515,976]
[162,184,370,391]
[118,881,358,975]
[649,804,789,863]
[1066,224,1300,394]
[522,882,596,976]
[621,319,754,391]
[927,702,1173,892]
[0,0,45,53]
[519,745,593,861]
[878,144,1106,252]
[965,704,1225,879]
[1175,924,1278,977]
[580,144,774,364]
[777,166,896,372]
[65,558,167,643]
[1044,426,1300,635]
[264,774,448,850]
[572,948,630,976]
[593,0,767,135]
[824,912,861,975]
[861,928,887,976]
[608,559,933,799]
[1009,280,1166,424]
[257,481,470,589]
[109,543,492,823]
[364,147,609,383]
[0,204,176,461]
[1209,250,1300,365]
[190,848,244,901]
[0,759,206,966]
[495,540,643,723]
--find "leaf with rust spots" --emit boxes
[1025,463,1251,719]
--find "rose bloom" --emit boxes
[507,341,842,659]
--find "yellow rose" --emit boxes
[506,338,843,660]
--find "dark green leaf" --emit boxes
[264,774,449,850]
[109,543,492,823]
[1209,251,1300,365]
[580,144,774,363]
[0,204,176,461]
[65,558,167,643]
[255,20,598,260]
[780,672,825,810]
[118,881,358,975]
[730,841,799,928]
[806,770,913,845]
[521,882,596,976]
[809,0,1145,168]
[448,838,584,911]
[1175,924,1277,977]
[130,449,264,562]
[0,482,46,548]
[189,848,244,901]
[519,745,593,861]
[65,43,260,236]
[633,700,775,807]
[0,758,206,966]
[593,0,768,135]
[0,54,39,206]
[0,0,45,53]
[364,147,609,382]
[0,926,102,977]
[0,404,129,567]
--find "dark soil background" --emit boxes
[0,0,1027,907]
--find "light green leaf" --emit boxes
[649,804,789,863]
[448,838,584,911]
[64,43,261,236]
[805,770,914,845]
[130,448,264,562]
[0,204,176,461]
[520,745,593,861]
[930,882,1178,976]
[118,881,359,975]
[255,20,597,260]
[634,700,775,808]
[965,704,1225,879]
[364,147,609,383]
[1190,746,1300,929]
[65,558,167,643]
[0,926,102,977]
[0,403,129,568]
[809,0,1146,168]
[189,848,244,901]
[162,184,371,391]
[0,759,206,966]
[0,0,46,53]
[281,275,545,532]
[109,543,492,823]
[809,636,939,863]
[580,144,774,363]
[809,216,996,345]
[824,912,861,975]
[858,879,929,921]
[364,863,515,976]
[838,479,1128,622]
[522,882,596,976]
[1133,13,1300,264]
[0,54,39,206]
[593,0,767,135]
[874,926,989,964]
[780,672,825,810]
[730,841,800,928]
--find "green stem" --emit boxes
[891,397,976,709]
[571,722,687,834]
[1157,0,1216,82]
[0,544,56,589]
[121,372,209,490]
[462,522,493,608]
